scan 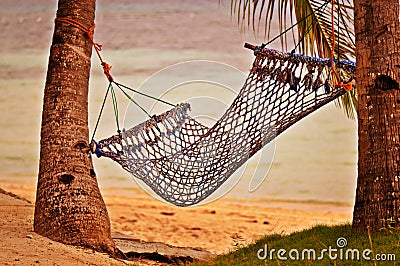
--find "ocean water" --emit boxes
[0,0,357,207]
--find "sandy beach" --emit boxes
[3,184,351,256]
[0,0,356,264]
[0,190,129,266]
[1,185,351,265]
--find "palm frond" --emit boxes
[229,0,357,119]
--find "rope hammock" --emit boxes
[91,44,355,206]
[55,2,356,206]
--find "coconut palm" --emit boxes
[34,0,121,257]
[230,0,400,231]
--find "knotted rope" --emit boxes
[55,17,114,82]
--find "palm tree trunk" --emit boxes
[353,0,400,231]
[34,0,118,255]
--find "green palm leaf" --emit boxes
[228,0,357,118]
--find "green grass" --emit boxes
[192,224,399,265]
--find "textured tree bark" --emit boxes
[353,0,400,231]
[34,0,119,255]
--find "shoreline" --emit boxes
[0,181,354,213]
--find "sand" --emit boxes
[0,191,129,266]
[2,185,351,257]
[107,197,351,255]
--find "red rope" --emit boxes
[55,17,114,82]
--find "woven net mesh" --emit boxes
[94,47,355,206]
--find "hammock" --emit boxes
[91,44,355,206]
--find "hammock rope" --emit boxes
[91,44,356,206]
[55,17,114,82]
[261,0,331,49]
[90,80,177,144]
[55,6,356,206]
